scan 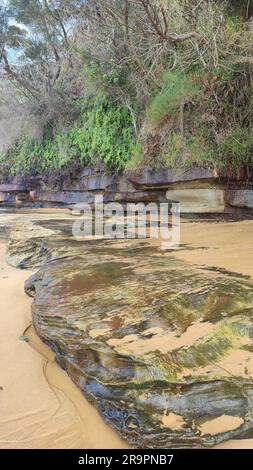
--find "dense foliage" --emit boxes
[0,96,136,175]
[0,1,253,176]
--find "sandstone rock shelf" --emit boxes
[1,166,253,211]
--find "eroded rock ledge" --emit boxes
[6,220,253,448]
[1,166,253,210]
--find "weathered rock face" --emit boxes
[33,167,172,206]
[124,167,217,188]
[0,166,224,210]
[0,192,14,204]
[225,189,253,210]
[0,176,35,205]
[2,166,253,211]
[165,188,224,213]
[7,222,60,269]
[2,167,253,211]
[7,220,253,448]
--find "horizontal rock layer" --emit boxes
[2,166,253,211]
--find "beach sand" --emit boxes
[173,219,253,279]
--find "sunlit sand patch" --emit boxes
[190,349,253,379]
[89,328,112,338]
[175,330,253,381]
[200,415,243,436]
[108,239,148,249]
[170,221,253,279]
[161,412,186,431]
[142,327,164,336]
[107,321,215,357]
[107,334,139,347]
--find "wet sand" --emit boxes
[0,242,127,449]
[174,219,253,278]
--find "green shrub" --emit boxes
[0,95,136,176]
[125,143,143,169]
[160,126,253,171]
[162,131,215,168]
[218,127,253,170]
[147,71,200,124]
[71,95,136,169]
[2,138,44,176]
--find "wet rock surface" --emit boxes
[5,216,253,448]
[7,222,61,269]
